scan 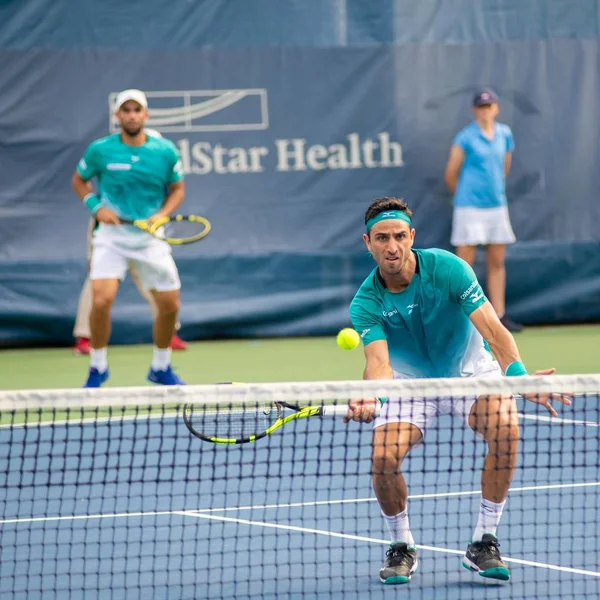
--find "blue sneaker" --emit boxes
[84,367,109,388]
[147,365,185,386]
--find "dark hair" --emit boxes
[364,197,412,225]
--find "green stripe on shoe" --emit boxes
[480,566,510,581]
[383,575,411,584]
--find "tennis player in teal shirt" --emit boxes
[345,197,571,585]
[72,89,185,388]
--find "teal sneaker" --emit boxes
[379,542,418,584]
[462,533,510,581]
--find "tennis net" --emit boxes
[0,375,599,600]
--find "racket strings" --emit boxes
[158,216,210,243]
[187,402,281,438]
[162,219,202,238]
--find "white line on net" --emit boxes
[1,411,598,429]
[0,374,597,410]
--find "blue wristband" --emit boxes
[83,193,102,215]
[505,361,528,377]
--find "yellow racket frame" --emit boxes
[131,214,211,245]
[183,403,354,445]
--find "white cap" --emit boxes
[114,89,148,110]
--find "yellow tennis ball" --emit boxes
[336,328,361,350]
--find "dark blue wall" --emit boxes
[1,1,599,344]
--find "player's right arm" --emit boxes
[343,294,391,423]
[363,339,393,380]
[72,143,119,224]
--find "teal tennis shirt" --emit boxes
[350,248,489,378]
[77,133,184,221]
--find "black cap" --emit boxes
[473,88,499,106]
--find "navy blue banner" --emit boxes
[1,2,599,344]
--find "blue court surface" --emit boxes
[1,397,599,600]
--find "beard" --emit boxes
[122,124,143,137]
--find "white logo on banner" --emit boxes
[108,89,404,175]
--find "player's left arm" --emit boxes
[468,301,522,372]
[469,302,572,415]
[503,126,515,177]
[153,180,185,221]
[449,254,572,414]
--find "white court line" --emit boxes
[0,510,176,525]
[3,494,599,578]
[0,412,179,429]
[520,414,600,426]
[196,481,600,513]
[180,511,600,578]
[3,481,598,526]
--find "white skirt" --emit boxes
[451,206,516,246]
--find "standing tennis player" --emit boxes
[444,88,522,332]
[72,89,186,387]
[73,129,187,355]
[345,197,570,584]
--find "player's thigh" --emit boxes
[448,358,505,435]
[130,240,181,292]
[89,239,128,284]
[468,394,519,442]
[372,421,423,475]
[91,278,120,309]
[373,396,434,447]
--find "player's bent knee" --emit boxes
[371,452,402,477]
[372,443,411,476]
[474,394,519,441]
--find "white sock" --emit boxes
[151,347,172,371]
[90,348,108,372]
[382,509,415,545]
[472,497,505,542]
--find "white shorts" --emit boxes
[451,206,516,246]
[90,224,181,292]
[373,360,503,441]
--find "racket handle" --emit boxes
[321,404,381,417]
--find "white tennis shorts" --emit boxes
[90,224,181,292]
[373,358,503,441]
[451,206,516,246]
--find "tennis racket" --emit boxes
[120,214,211,245]
[182,399,374,444]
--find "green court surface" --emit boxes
[0,324,599,391]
